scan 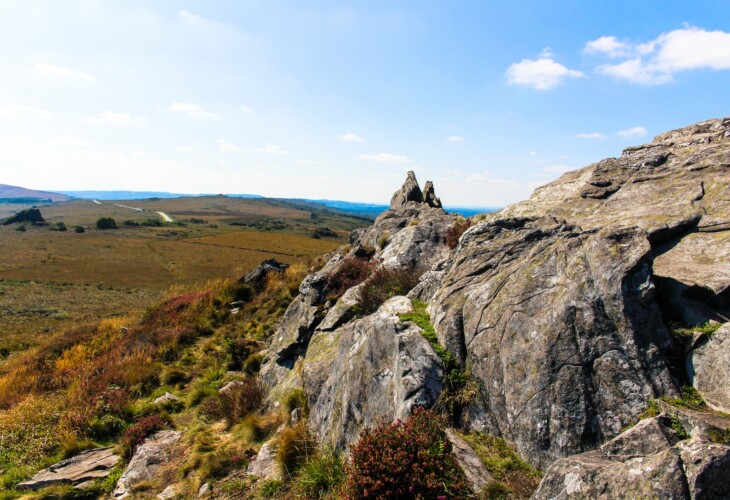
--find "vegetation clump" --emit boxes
[345,407,470,498]
[96,217,118,230]
[660,385,707,411]
[445,217,472,249]
[324,256,376,300]
[401,300,479,422]
[356,265,419,315]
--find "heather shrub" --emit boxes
[356,266,419,315]
[325,256,376,300]
[121,415,168,458]
[345,407,470,499]
[445,217,472,249]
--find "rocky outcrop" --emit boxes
[242,258,289,292]
[390,170,423,209]
[113,430,182,498]
[3,208,45,225]
[533,413,730,499]
[691,324,730,413]
[258,117,730,494]
[17,447,119,490]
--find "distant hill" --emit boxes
[57,190,263,201]
[0,184,71,203]
[52,189,496,218]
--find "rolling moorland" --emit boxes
[0,117,729,499]
[0,195,369,357]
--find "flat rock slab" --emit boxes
[113,430,182,498]
[17,447,120,490]
[444,429,495,493]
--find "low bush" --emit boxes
[346,408,470,498]
[73,225,85,233]
[121,415,168,459]
[356,266,419,315]
[444,217,472,249]
[96,217,118,230]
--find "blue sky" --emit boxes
[1,1,729,207]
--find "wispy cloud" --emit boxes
[252,145,288,155]
[616,126,648,138]
[0,103,53,120]
[218,139,240,153]
[446,136,464,142]
[35,63,95,83]
[590,27,730,85]
[83,111,147,125]
[337,132,366,143]
[175,147,194,153]
[240,105,254,114]
[358,153,413,164]
[506,49,583,90]
[575,132,605,139]
[299,160,328,165]
[170,102,219,119]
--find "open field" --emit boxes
[0,195,365,357]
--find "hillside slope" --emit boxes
[0,184,70,202]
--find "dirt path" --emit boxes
[156,211,173,223]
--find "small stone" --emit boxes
[153,392,180,406]
[157,485,177,499]
[198,482,211,497]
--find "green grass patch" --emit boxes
[660,385,707,411]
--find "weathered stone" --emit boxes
[17,447,120,490]
[157,485,177,499]
[153,392,181,406]
[2,208,45,225]
[390,170,423,209]
[422,180,442,208]
[198,482,211,497]
[219,380,244,396]
[247,429,284,480]
[113,430,182,498]
[444,429,495,493]
[428,220,676,467]
[533,414,730,499]
[242,258,289,291]
[691,323,730,413]
[304,296,442,448]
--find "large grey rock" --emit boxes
[17,447,120,490]
[533,414,730,499]
[242,258,289,292]
[113,430,182,498]
[303,296,443,448]
[691,323,730,413]
[428,218,676,468]
[246,428,284,480]
[422,180,443,208]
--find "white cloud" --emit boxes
[240,105,254,114]
[252,145,288,155]
[616,126,648,138]
[170,102,219,119]
[35,63,95,82]
[584,36,632,58]
[358,153,413,164]
[506,54,583,90]
[0,103,53,120]
[595,27,730,84]
[299,160,328,165]
[218,140,240,153]
[575,132,605,139]
[337,132,366,143]
[83,111,147,125]
[446,136,464,142]
[175,147,194,153]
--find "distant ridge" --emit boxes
[0,184,71,203]
[53,190,497,218]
